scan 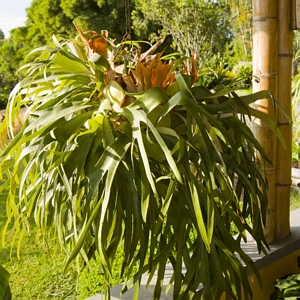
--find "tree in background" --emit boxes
[0,27,29,107]
[0,0,254,105]
[0,0,75,104]
[225,0,252,66]
[0,0,148,104]
[0,30,4,41]
[134,0,232,68]
[26,0,75,46]
[132,0,255,88]
[61,0,128,42]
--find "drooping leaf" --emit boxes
[0,265,10,300]
[0,32,280,300]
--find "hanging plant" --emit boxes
[0,25,286,300]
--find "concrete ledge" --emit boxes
[241,208,300,271]
[86,264,175,299]
[86,208,300,300]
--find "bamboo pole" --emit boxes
[275,0,293,238]
[252,0,278,244]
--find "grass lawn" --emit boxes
[1,181,300,299]
[290,187,300,210]
[0,180,129,299]
[0,187,80,299]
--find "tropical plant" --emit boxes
[195,54,234,89]
[0,265,11,300]
[270,257,300,300]
[232,61,253,88]
[135,0,231,67]
[0,26,286,300]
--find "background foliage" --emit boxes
[134,0,231,67]
[0,0,252,105]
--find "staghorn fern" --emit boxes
[0,27,286,300]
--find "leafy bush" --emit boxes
[196,53,234,88]
[232,61,253,88]
[270,273,300,299]
[270,257,300,300]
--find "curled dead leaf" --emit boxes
[73,22,107,58]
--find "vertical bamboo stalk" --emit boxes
[252,0,278,244]
[275,0,293,238]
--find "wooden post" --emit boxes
[252,0,278,244]
[275,0,293,238]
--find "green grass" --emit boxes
[290,187,300,211]
[0,181,128,299]
[0,189,81,299]
[1,183,300,299]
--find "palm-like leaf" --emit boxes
[0,29,285,300]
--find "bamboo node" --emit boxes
[255,72,277,78]
[253,16,277,22]
[277,121,292,126]
[275,182,291,187]
[278,53,293,58]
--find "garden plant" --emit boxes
[0,264,11,300]
[270,257,300,300]
[270,273,300,300]
[0,25,286,300]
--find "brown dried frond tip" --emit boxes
[73,22,107,58]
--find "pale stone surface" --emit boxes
[85,264,174,299]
